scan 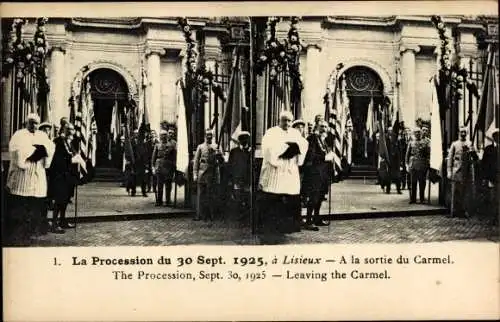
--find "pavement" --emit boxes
[59,179,444,222]
[27,214,498,246]
[22,180,495,246]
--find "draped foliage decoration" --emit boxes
[254,16,303,89]
[177,17,225,104]
[2,18,49,99]
[431,15,478,103]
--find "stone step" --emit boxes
[93,167,123,182]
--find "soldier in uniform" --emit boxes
[405,127,430,204]
[447,126,472,217]
[227,131,252,221]
[421,125,431,144]
[193,129,224,221]
[152,128,177,206]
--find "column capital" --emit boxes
[399,44,420,54]
[47,45,66,55]
[305,43,322,52]
[145,47,166,58]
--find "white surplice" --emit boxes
[259,126,308,196]
[6,129,55,198]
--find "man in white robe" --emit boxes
[258,111,308,234]
[4,113,55,244]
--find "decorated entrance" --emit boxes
[343,66,384,166]
[88,68,129,168]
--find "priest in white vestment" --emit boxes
[5,113,55,245]
[258,111,308,234]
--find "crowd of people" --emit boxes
[3,109,497,244]
[3,114,87,244]
[256,111,498,236]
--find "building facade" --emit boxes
[1,16,494,168]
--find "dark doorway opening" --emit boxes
[88,68,129,170]
[343,66,384,167]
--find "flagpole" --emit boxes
[248,17,256,236]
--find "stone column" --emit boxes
[400,44,420,129]
[304,44,322,124]
[49,46,66,128]
[146,49,164,134]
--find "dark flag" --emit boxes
[218,47,242,146]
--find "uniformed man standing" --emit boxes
[447,126,472,217]
[193,129,224,221]
[227,131,252,220]
[152,128,177,206]
[405,127,430,204]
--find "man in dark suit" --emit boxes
[227,131,252,220]
[380,126,402,194]
[480,128,498,222]
[130,130,148,197]
[302,120,333,230]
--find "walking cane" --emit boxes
[327,161,333,233]
[74,163,79,233]
[450,180,454,218]
[427,171,431,205]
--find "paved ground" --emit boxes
[26,214,498,246]
[60,179,442,221]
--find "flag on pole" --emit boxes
[377,117,390,164]
[474,46,498,148]
[324,72,343,179]
[218,47,241,147]
[138,64,148,133]
[72,77,93,179]
[176,79,190,179]
[111,99,119,141]
[366,97,375,139]
[430,76,443,176]
[229,56,247,149]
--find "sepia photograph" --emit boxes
[1,2,499,321]
[1,12,498,247]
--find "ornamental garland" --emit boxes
[177,17,225,103]
[2,18,49,97]
[431,15,477,100]
[254,16,303,87]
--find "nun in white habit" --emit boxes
[258,111,308,234]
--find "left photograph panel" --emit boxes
[1,17,255,247]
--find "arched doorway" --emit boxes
[343,66,384,166]
[88,68,129,168]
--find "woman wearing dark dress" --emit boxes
[48,123,78,233]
